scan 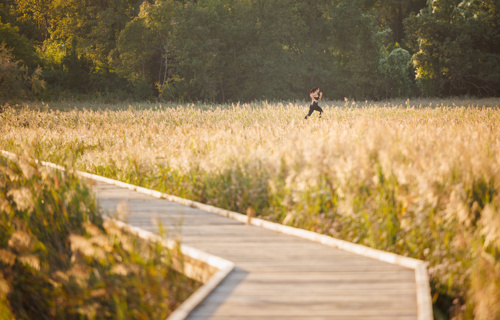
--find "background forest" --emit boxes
[1,0,500,102]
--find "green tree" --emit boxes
[117,16,156,99]
[117,17,155,82]
[28,0,144,98]
[0,42,45,102]
[11,0,55,41]
[169,0,232,101]
[407,0,500,96]
[0,0,41,41]
[50,0,142,71]
[61,38,92,93]
[379,47,412,97]
[151,0,393,101]
[170,0,336,101]
[327,0,386,99]
[0,19,39,68]
[236,0,311,101]
[138,0,178,99]
[116,0,180,100]
[364,0,427,46]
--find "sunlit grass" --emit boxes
[0,154,200,319]
[1,98,499,319]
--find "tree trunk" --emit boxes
[159,53,163,85]
[163,43,168,86]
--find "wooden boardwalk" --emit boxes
[93,180,421,320]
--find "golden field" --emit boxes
[1,98,499,319]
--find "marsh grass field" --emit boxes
[1,98,500,319]
[0,154,200,319]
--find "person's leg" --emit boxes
[305,105,315,119]
[316,105,323,118]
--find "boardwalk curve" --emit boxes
[91,178,432,320]
[0,150,433,319]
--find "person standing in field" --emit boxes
[305,87,323,119]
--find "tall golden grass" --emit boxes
[0,153,200,319]
[1,98,499,319]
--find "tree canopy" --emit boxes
[1,0,499,102]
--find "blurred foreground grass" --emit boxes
[1,98,499,319]
[0,154,200,319]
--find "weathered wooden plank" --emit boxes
[199,294,418,307]
[187,251,410,261]
[91,180,421,320]
[189,303,418,317]
[178,238,296,245]
[212,286,418,295]
[216,265,410,273]
[210,270,415,281]
[205,284,416,296]
[210,279,416,288]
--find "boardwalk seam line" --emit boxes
[0,150,433,320]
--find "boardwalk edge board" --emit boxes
[106,220,235,320]
[1,150,433,320]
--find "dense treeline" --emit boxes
[1,0,499,102]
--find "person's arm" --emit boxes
[318,92,323,101]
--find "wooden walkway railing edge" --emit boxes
[108,220,235,320]
[1,150,433,320]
